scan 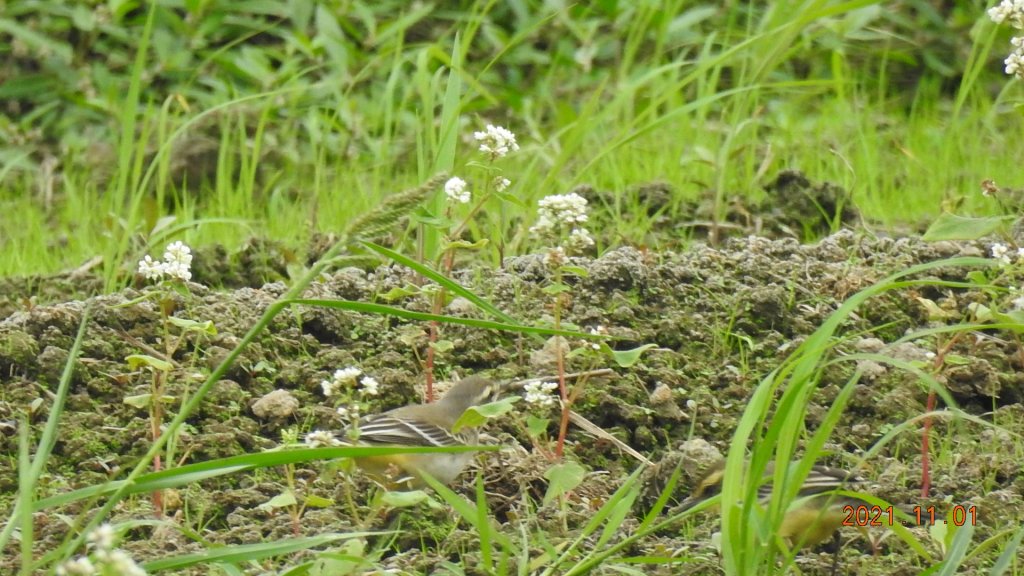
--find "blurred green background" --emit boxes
[0,1,1019,282]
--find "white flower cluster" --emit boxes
[989,1,1024,78]
[320,367,361,397]
[1013,291,1024,310]
[530,192,595,252]
[137,240,193,282]
[990,0,1024,28]
[523,380,559,408]
[336,403,360,422]
[305,429,341,448]
[57,524,146,576]
[474,124,520,159]
[533,193,589,229]
[494,176,511,192]
[991,242,1024,265]
[360,376,380,396]
[1007,37,1024,77]
[1009,286,1024,310]
[444,176,471,204]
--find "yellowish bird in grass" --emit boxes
[346,376,500,490]
[680,458,867,550]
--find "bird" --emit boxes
[680,458,867,550]
[345,376,500,489]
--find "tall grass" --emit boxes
[0,2,1019,280]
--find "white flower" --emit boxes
[163,260,192,281]
[534,193,589,229]
[305,429,340,448]
[544,246,566,268]
[337,404,360,421]
[57,557,96,576]
[524,381,558,408]
[103,549,146,576]
[990,0,1024,28]
[567,227,595,250]
[494,177,511,192]
[473,124,519,159]
[137,255,165,280]
[359,376,380,396]
[321,367,362,397]
[1005,43,1024,78]
[163,241,193,267]
[587,325,605,350]
[87,524,116,551]
[1013,293,1024,310]
[444,176,471,204]
[138,241,194,282]
[991,243,1012,265]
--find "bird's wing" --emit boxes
[757,464,861,500]
[356,415,461,447]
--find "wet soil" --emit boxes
[1,226,1022,574]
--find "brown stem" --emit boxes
[921,390,935,499]
[921,332,963,498]
[424,319,438,403]
[554,293,569,459]
[151,371,165,517]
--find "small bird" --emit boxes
[681,458,866,550]
[346,376,500,489]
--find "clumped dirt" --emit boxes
[1,229,1022,574]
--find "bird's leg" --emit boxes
[828,531,842,576]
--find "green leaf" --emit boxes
[429,339,455,353]
[380,284,421,301]
[409,206,452,228]
[968,302,993,323]
[943,354,972,366]
[123,394,152,409]
[966,270,988,285]
[304,494,334,508]
[930,520,948,555]
[289,298,593,340]
[444,238,489,251]
[559,265,589,277]
[380,490,431,508]
[34,446,495,512]
[610,344,659,367]
[542,283,572,295]
[493,190,528,207]
[142,533,382,571]
[126,354,173,372]
[123,393,174,408]
[167,316,217,335]
[916,297,955,321]
[922,214,1014,241]
[259,489,298,512]
[993,309,1024,330]
[452,397,520,433]
[543,461,587,506]
[989,526,1024,576]
[526,415,549,437]
[936,519,975,576]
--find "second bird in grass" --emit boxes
[345,376,500,490]
[681,458,867,550]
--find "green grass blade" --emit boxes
[142,532,383,571]
[290,298,592,339]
